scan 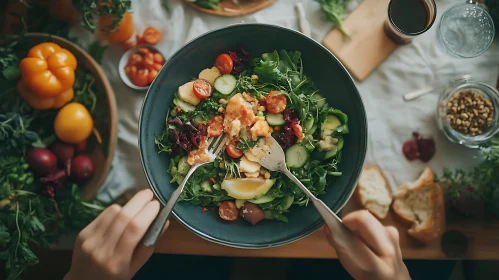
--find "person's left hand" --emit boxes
[64,189,168,280]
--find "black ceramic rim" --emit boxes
[138,23,368,249]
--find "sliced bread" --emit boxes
[393,168,446,244]
[354,165,392,219]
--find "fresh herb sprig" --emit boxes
[316,0,352,37]
[440,136,499,216]
[72,0,132,32]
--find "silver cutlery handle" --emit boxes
[282,169,354,249]
[142,165,198,247]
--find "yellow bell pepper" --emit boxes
[17,81,74,110]
[19,42,77,97]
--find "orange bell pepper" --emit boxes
[17,81,74,110]
[19,42,77,97]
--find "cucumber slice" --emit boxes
[235,199,246,208]
[214,74,237,95]
[177,157,190,175]
[322,115,341,131]
[173,97,196,112]
[336,137,344,152]
[324,146,338,160]
[249,195,276,204]
[265,113,285,126]
[200,181,213,193]
[336,124,349,134]
[303,116,314,132]
[312,93,326,108]
[285,144,309,169]
[283,196,294,210]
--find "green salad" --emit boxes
[156,48,349,224]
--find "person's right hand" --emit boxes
[324,210,410,280]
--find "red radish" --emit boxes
[75,140,87,154]
[51,141,75,163]
[71,155,95,181]
[26,148,57,175]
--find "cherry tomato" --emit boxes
[192,79,213,99]
[148,69,158,84]
[138,47,150,55]
[215,54,233,74]
[123,40,137,51]
[218,201,238,221]
[142,27,162,45]
[132,68,149,87]
[153,52,165,64]
[128,53,143,67]
[144,58,154,69]
[125,65,137,79]
[207,116,224,137]
[226,143,243,159]
[266,90,287,114]
[151,63,163,71]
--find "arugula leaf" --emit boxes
[236,139,257,151]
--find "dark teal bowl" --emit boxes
[139,24,367,248]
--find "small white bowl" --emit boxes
[118,44,166,90]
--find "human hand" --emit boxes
[324,210,410,280]
[65,189,168,280]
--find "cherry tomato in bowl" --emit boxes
[192,79,213,99]
[119,44,166,90]
[215,54,233,74]
[226,143,243,158]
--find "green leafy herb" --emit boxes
[189,0,221,10]
[236,139,257,150]
[72,0,132,32]
[316,0,352,37]
[440,136,499,215]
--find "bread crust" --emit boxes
[392,168,446,244]
[354,165,393,219]
[407,183,446,244]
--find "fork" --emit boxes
[142,134,229,247]
[258,136,363,251]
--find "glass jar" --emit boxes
[436,78,499,148]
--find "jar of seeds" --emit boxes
[437,78,499,148]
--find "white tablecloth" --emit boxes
[93,0,499,201]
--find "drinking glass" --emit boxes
[384,0,437,44]
[437,1,495,58]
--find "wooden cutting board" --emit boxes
[322,0,398,81]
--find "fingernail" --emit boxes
[323,225,331,235]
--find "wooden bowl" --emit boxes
[24,33,118,200]
[183,0,276,17]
